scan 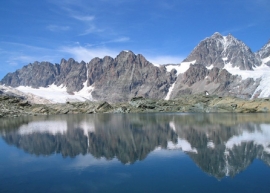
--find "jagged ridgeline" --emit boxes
[1,32,270,102]
[0,51,176,102]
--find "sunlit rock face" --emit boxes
[86,51,175,102]
[1,113,270,178]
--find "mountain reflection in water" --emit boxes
[1,113,270,179]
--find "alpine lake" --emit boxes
[1,113,270,193]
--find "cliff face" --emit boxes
[54,59,87,93]
[87,51,176,102]
[169,64,260,99]
[0,61,60,88]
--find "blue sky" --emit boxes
[0,0,270,79]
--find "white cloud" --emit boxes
[79,25,104,36]
[109,37,130,42]
[87,37,130,45]
[0,42,62,67]
[60,46,119,62]
[147,55,184,65]
[46,25,70,32]
[72,15,95,21]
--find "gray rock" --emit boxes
[96,101,113,112]
[55,59,87,93]
[114,106,128,113]
[170,64,258,100]
[182,64,208,86]
[88,51,175,102]
[18,100,31,107]
[0,61,60,88]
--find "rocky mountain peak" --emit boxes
[0,61,60,88]
[116,50,136,63]
[87,51,175,102]
[60,58,67,64]
[211,32,223,39]
[184,32,260,70]
[67,58,76,63]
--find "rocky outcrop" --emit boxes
[87,51,176,102]
[54,59,87,93]
[183,32,261,70]
[0,61,60,88]
[169,64,260,99]
[182,64,208,86]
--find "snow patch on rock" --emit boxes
[223,62,270,98]
[165,60,196,76]
[165,82,176,100]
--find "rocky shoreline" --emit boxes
[1,94,270,118]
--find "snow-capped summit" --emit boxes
[183,32,260,70]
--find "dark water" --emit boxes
[1,113,270,193]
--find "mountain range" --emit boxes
[1,32,270,103]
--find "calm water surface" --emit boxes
[1,113,270,192]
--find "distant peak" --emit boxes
[68,58,75,63]
[60,58,67,64]
[211,32,223,39]
[119,50,134,55]
[213,32,221,35]
[33,61,40,65]
[226,33,238,40]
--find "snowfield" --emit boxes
[16,83,95,103]
[165,60,196,76]
[224,60,270,98]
